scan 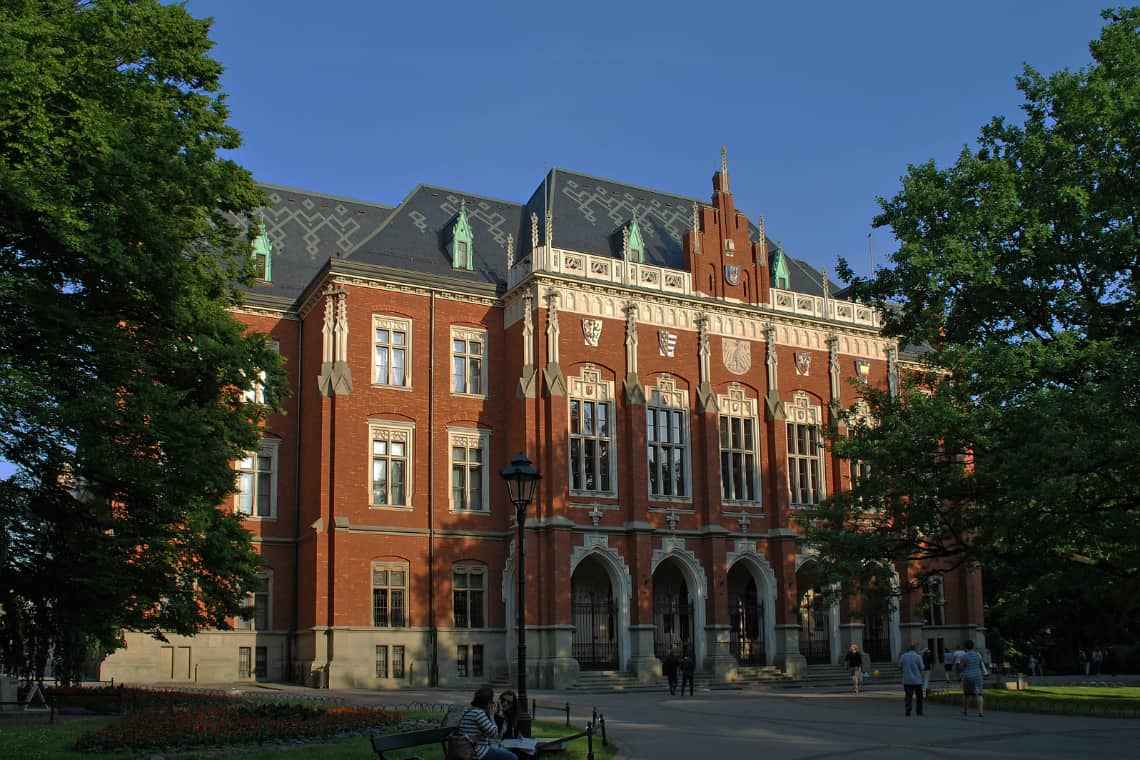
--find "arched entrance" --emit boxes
[797,561,832,664]
[727,564,765,664]
[570,555,617,670]
[652,560,694,658]
[862,592,891,662]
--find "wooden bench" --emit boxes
[370,726,452,760]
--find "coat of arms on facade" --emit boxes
[795,351,812,376]
[581,319,603,347]
[722,338,751,375]
[855,359,871,382]
[658,330,677,357]
[724,263,740,286]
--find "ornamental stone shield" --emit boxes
[795,351,812,376]
[582,319,603,347]
[722,338,751,375]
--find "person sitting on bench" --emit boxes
[458,685,515,760]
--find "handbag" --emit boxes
[446,731,475,760]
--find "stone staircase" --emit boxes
[564,664,792,693]
[777,662,902,690]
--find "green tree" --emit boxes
[0,0,282,681]
[802,8,1140,644]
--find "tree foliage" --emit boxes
[0,0,282,680]
[802,8,1140,641]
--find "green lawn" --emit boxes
[927,685,1140,718]
[0,716,617,760]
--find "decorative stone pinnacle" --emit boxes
[666,508,679,532]
[737,512,752,532]
[589,507,603,527]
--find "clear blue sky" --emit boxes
[188,0,1110,279]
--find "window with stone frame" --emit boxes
[647,377,690,499]
[370,421,413,508]
[786,392,825,506]
[449,428,489,512]
[451,327,486,396]
[241,339,279,405]
[569,365,616,496]
[375,645,388,678]
[238,647,251,678]
[235,439,279,518]
[452,565,486,629]
[254,646,267,678]
[717,386,760,503]
[373,316,411,387]
[372,562,408,628]
[235,571,271,631]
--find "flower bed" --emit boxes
[72,691,402,752]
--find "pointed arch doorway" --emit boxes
[570,555,617,670]
[652,560,694,658]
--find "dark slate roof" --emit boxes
[347,185,525,290]
[237,171,840,308]
[240,183,394,304]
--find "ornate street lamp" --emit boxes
[500,452,541,737]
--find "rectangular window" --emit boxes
[241,339,279,404]
[238,647,251,678]
[373,317,410,387]
[370,425,413,508]
[788,423,823,505]
[392,645,405,678]
[254,647,267,678]
[570,398,613,493]
[472,644,484,677]
[236,440,278,518]
[457,645,469,678]
[719,414,758,502]
[375,645,388,678]
[453,567,486,629]
[373,565,407,628]
[647,406,688,498]
[450,431,488,511]
[237,573,271,630]
[452,330,485,395]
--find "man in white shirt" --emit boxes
[900,642,925,716]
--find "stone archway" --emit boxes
[725,546,778,666]
[795,559,839,665]
[569,538,631,672]
[651,541,708,668]
[570,554,618,670]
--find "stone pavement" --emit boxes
[226,676,1140,760]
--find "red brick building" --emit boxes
[100,154,984,687]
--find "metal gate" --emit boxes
[863,609,890,662]
[730,585,766,664]
[798,591,831,664]
[572,590,617,669]
[653,593,694,659]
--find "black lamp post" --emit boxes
[500,452,541,738]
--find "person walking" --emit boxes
[956,640,988,717]
[680,652,695,696]
[921,647,934,696]
[943,647,955,682]
[900,642,925,716]
[663,651,679,696]
[845,643,864,694]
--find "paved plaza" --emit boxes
[243,678,1140,760]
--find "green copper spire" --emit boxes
[449,199,474,270]
[627,212,645,263]
[251,213,272,282]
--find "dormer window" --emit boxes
[251,216,272,282]
[626,213,645,264]
[770,244,790,291]
[449,200,474,271]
